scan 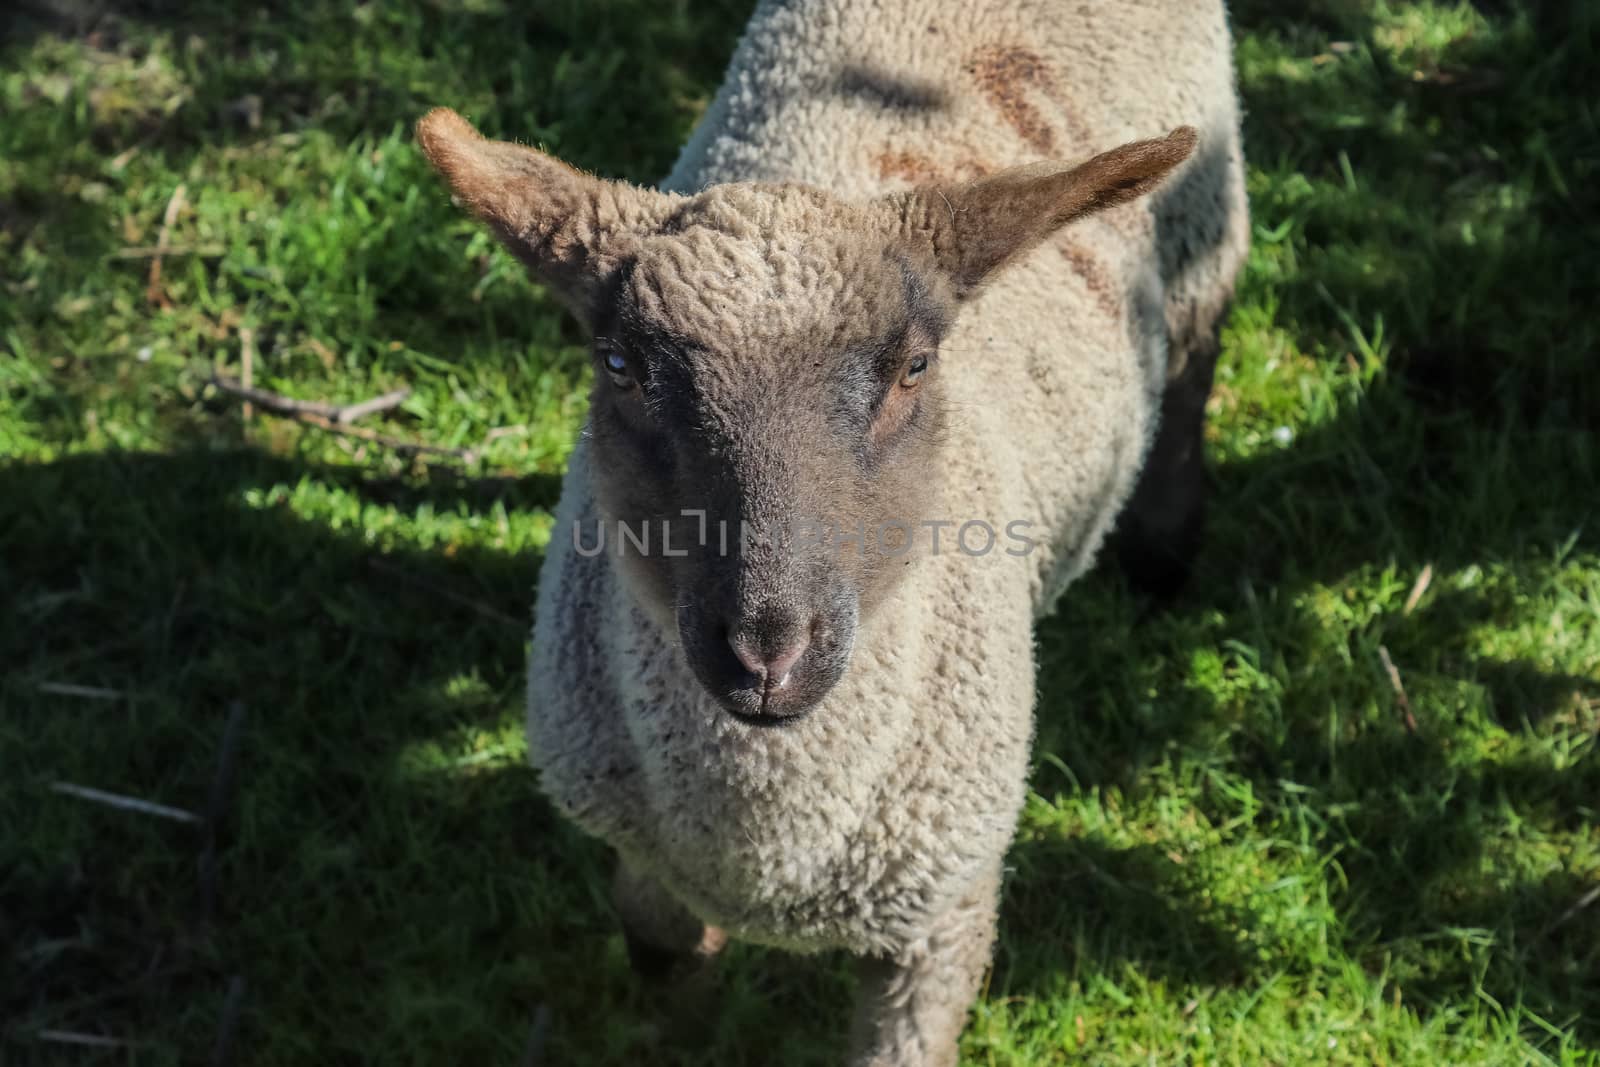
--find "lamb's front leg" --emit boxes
[613,860,726,979]
[848,870,1001,1067]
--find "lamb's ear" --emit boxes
[416,108,678,315]
[890,126,1197,300]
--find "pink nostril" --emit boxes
[765,640,807,687]
[730,638,766,678]
[729,632,810,689]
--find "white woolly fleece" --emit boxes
[524,1,1248,1061]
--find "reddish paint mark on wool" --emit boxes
[1056,239,1121,319]
[963,45,1059,156]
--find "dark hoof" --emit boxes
[1114,530,1197,602]
[1112,494,1205,603]
[622,923,686,981]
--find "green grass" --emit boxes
[2,0,1596,1063]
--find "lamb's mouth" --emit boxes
[677,597,857,727]
[714,666,831,727]
[724,704,815,729]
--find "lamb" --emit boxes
[417,0,1247,1061]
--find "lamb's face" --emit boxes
[584,186,954,724]
[416,107,1197,726]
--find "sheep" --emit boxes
[417,0,1247,1061]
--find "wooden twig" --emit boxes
[483,423,529,443]
[298,412,477,462]
[1411,66,1504,92]
[199,702,248,921]
[147,182,187,306]
[203,702,248,831]
[209,375,477,462]
[211,374,342,419]
[209,976,246,1067]
[238,328,256,421]
[1539,883,1600,941]
[162,579,188,657]
[211,375,419,428]
[1377,646,1419,734]
[52,782,202,824]
[367,558,523,629]
[1403,564,1433,616]
[112,243,225,260]
[23,964,188,1025]
[37,1030,135,1049]
[520,1004,551,1067]
[109,114,176,174]
[329,387,412,424]
[37,681,126,701]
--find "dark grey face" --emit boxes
[583,222,952,726]
[419,109,1199,724]
[417,107,1198,720]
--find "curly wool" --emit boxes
[524,0,1248,1061]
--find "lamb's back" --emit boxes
[670,0,1244,609]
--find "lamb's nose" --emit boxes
[729,628,810,690]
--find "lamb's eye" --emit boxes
[901,354,930,388]
[600,347,634,389]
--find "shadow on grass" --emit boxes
[1019,0,1598,1046]
[0,447,674,1064]
[998,839,1263,994]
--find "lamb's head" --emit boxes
[418,108,1195,726]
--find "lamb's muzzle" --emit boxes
[678,585,859,725]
